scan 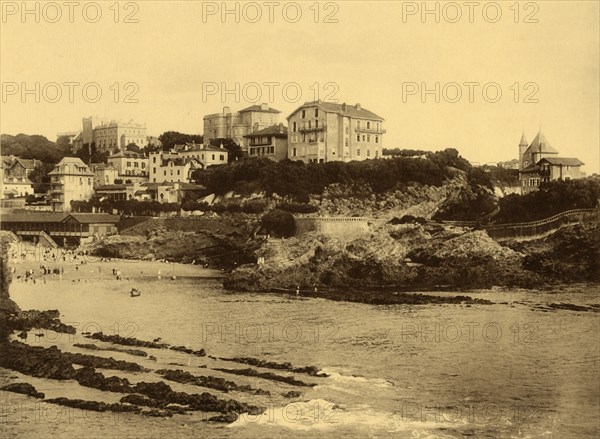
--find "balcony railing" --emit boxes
[298,122,327,133]
[355,126,386,134]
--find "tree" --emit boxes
[125,143,141,153]
[209,138,243,162]
[261,209,296,238]
[158,131,203,151]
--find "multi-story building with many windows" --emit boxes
[244,124,288,161]
[287,101,385,163]
[203,104,281,150]
[48,157,94,212]
[72,117,147,154]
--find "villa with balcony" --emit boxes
[287,100,385,163]
[244,123,288,162]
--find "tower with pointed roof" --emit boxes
[518,131,528,169]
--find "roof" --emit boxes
[173,143,226,153]
[524,131,558,155]
[519,164,541,174]
[288,101,384,121]
[109,150,145,159]
[244,124,288,138]
[538,157,584,166]
[239,104,280,114]
[0,212,119,224]
[47,157,94,176]
[69,213,120,224]
[519,131,528,146]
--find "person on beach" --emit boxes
[296,285,300,296]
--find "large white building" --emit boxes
[172,142,228,167]
[287,101,385,163]
[48,157,94,212]
[73,117,147,154]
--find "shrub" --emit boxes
[276,202,319,214]
[261,209,296,238]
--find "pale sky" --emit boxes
[1,1,599,173]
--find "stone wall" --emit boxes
[294,216,387,239]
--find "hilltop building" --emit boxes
[203,104,281,150]
[48,157,94,212]
[172,142,228,167]
[518,131,585,193]
[287,101,385,163]
[72,117,147,154]
[244,123,288,162]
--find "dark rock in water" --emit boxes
[282,390,301,398]
[213,367,315,387]
[548,303,597,312]
[6,310,76,335]
[120,394,168,409]
[169,345,206,357]
[85,332,170,349]
[45,397,142,413]
[1,383,45,399]
[219,356,328,377]
[208,412,239,423]
[73,343,148,357]
[75,367,132,393]
[17,331,27,339]
[148,356,157,361]
[0,342,78,380]
[157,369,270,395]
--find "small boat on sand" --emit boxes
[130,288,141,297]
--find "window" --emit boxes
[293,148,297,157]
[293,122,297,132]
[177,170,180,175]
[315,120,319,128]
[367,121,370,129]
[153,167,156,174]
[345,139,348,147]
[153,157,156,163]
[357,149,361,156]
[375,136,378,144]
[164,170,166,176]
[220,155,224,160]
[367,150,370,157]
[357,121,360,129]
[357,134,360,142]
[302,110,305,119]
[308,121,312,129]
[212,154,215,160]
[362,135,366,141]
[315,108,318,117]
[367,135,370,142]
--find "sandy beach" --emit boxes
[8,250,224,286]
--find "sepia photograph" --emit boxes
[1,1,599,438]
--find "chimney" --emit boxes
[342,103,347,112]
[220,143,224,150]
[253,122,259,132]
[260,103,269,111]
[356,103,361,110]
[279,123,284,133]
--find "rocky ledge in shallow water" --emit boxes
[84,332,206,357]
[213,367,316,387]
[5,309,77,335]
[73,343,148,357]
[157,368,271,395]
[215,356,328,377]
[0,342,265,422]
[1,383,45,399]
